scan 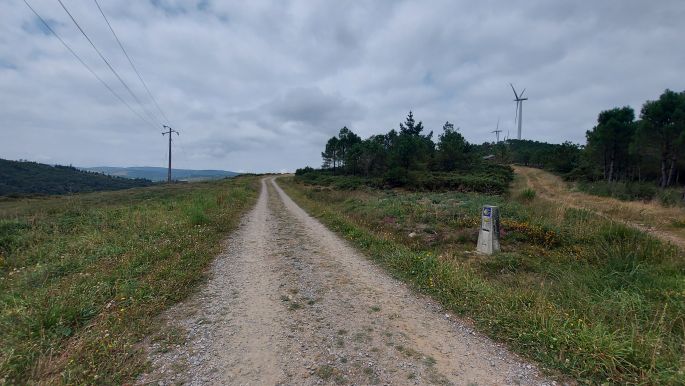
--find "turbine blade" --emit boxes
[510,83,519,99]
[520,88,526,98]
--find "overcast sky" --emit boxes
[2,1,684,172]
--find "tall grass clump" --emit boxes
[519,188,536,200]
[184,193,217,225]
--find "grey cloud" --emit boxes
[265,87,364,129]
[1,0,684,172]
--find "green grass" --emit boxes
[279,176,685,385]
[0,176,259,384]
[520,187,536,200]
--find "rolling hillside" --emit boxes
[0,159,153,196]
[83,166,239,182]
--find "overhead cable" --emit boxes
[23,0,157,130]
[57,0,160,126]
[93,0,170,124]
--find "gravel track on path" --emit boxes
[139,178,553,385]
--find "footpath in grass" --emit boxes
[0,176,259,384]
[279,177,685,385]
[515,166,685,246]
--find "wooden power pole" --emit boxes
[162,125,179,183]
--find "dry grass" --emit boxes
[514,166,685,247]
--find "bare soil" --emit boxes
[138,177,554,385]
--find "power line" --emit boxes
[93,0,170,124]
[57,0,160,126]
[22,0,157,130]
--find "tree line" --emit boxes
[581,89,685,188]
[305,89,685,197]
[298,111,512,193]
[319,111,477,180]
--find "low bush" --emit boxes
[656,189,682,206]
[295,164,514,195]
[577,180,684,206]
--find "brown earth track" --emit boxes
[138,177,553,385]
[514,166,685,249]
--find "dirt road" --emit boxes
[139,178,551,385]
[514,166,685,249]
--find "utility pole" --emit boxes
[162,125,179,183]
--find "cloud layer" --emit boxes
[2,0,684,172]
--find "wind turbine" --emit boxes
[491,118,502,143]
[510,83,528,140]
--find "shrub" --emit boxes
[295,166,315,176]
[656,189,681,206]
[294,164,514,194]
[383,167,408,187]
[578,181,657,201]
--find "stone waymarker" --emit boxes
[477,205,500,255]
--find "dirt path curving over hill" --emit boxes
[138,177,553,385]
[514,166,685,249]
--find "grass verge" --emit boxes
[279,177,685,385]
[0,176,259,384]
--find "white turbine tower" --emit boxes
[510,83,528,140]
[491,118,502,143]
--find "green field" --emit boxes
[280,176,685,385]
[0,176,259,384]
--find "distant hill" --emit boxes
[0,159,153,196]
[83,166,239,182]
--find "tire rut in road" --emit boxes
[138,177,553,385]
[139,179,287,385]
